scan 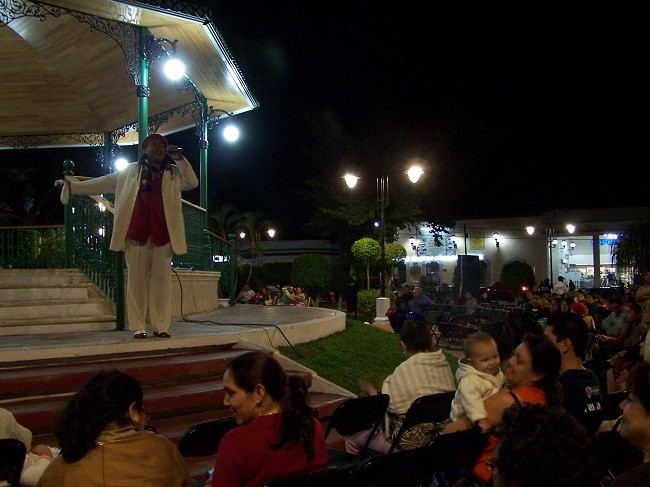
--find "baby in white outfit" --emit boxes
[450,331,505,432]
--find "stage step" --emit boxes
[0,268,116,336]
[0,346,350,482]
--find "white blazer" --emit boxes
[70,157,198,255]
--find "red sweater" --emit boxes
[126,168,170,245]
[212,413,328,487]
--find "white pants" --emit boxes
[125,239,173,333]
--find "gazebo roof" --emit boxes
[0,0,258,148]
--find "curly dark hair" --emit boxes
[53,370,143,463]
[226,351,317,460]
[495,403,604,486]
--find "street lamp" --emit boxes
[267,228,276,238]
[343,165,424,324]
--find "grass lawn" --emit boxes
[279,318,460,396]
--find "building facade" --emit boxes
[397,206,650,290]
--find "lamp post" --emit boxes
[343,165,424,324]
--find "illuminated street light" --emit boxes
[526,226,535,235]
[566,224,576,234]
[239,231,246,239]
[406,166,424,183]
[343,173,360,189]
[267,228,276,238]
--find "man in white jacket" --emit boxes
[56,134,198,339]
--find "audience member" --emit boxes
[255,286,273,305]
[39,370,192,486]
[554,276,569,296]
[406,286,430,320]
[544,313,604,435]
[442,333,562,485]
[389,284,413,333]
[609,361,650,486]
[0,407,60,486]
[538,277,552,294]
[236,284,256,304]
[596,295,629,358]
[570,301,596,329]
[291,286,307,306]
[279,286,295,305]
[585,292,600,316]
[345,320,456,454]
[450,332,505,432]
[462,290,479,315]
[635,271,650,360]
[211,352,327,486]
[606,303,647,393]
[492,404,603,487]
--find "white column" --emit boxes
[373,297,391,324]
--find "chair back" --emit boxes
[388,391,455,453]
[355,445,438,487]
[324,394,390,439]
[258,467,356,487]
[178,416,238,457]
[424,427,489,473]
[0,438,27,487]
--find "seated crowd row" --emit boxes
[236,284,308,306]
[2,315,649,486]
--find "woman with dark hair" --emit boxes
[493,404,603,486]
[610,361,650,485]
[441,333,562,485]
[38,370,191,486]
[211,351,327,486]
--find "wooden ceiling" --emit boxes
[0,0,257,148]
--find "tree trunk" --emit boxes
[366,258,370,290]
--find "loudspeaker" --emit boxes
[457,255,480,299]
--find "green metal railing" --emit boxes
[0,225,66,268]
[0,161,236,328]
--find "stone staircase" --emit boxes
[0,269,116,336]
[0,344,351,482]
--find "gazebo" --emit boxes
[0,0,258,327]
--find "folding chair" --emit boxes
[178,415,238,457]
[388,391,455,453]
[324,393,390,468]
[354,444,438,487]
[257,467,357,487]
[424,427,489,476]
[0,438,27,487]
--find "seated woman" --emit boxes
[211,351,327,486]
[492,404,603,486]
[345,320,456,454]
[236,284,256,304]
[610,361,650,486]
[441,333,562,485]
[0,407,60,486]
[255,286,273,305]
[291,286,307,306]
[607,303,648,393]
[39,370,192,486]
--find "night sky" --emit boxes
[195,1,648,239]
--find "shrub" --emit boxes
[291,254,331,299]
[357,289,396,316]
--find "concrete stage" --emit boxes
[0,305,347,364]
